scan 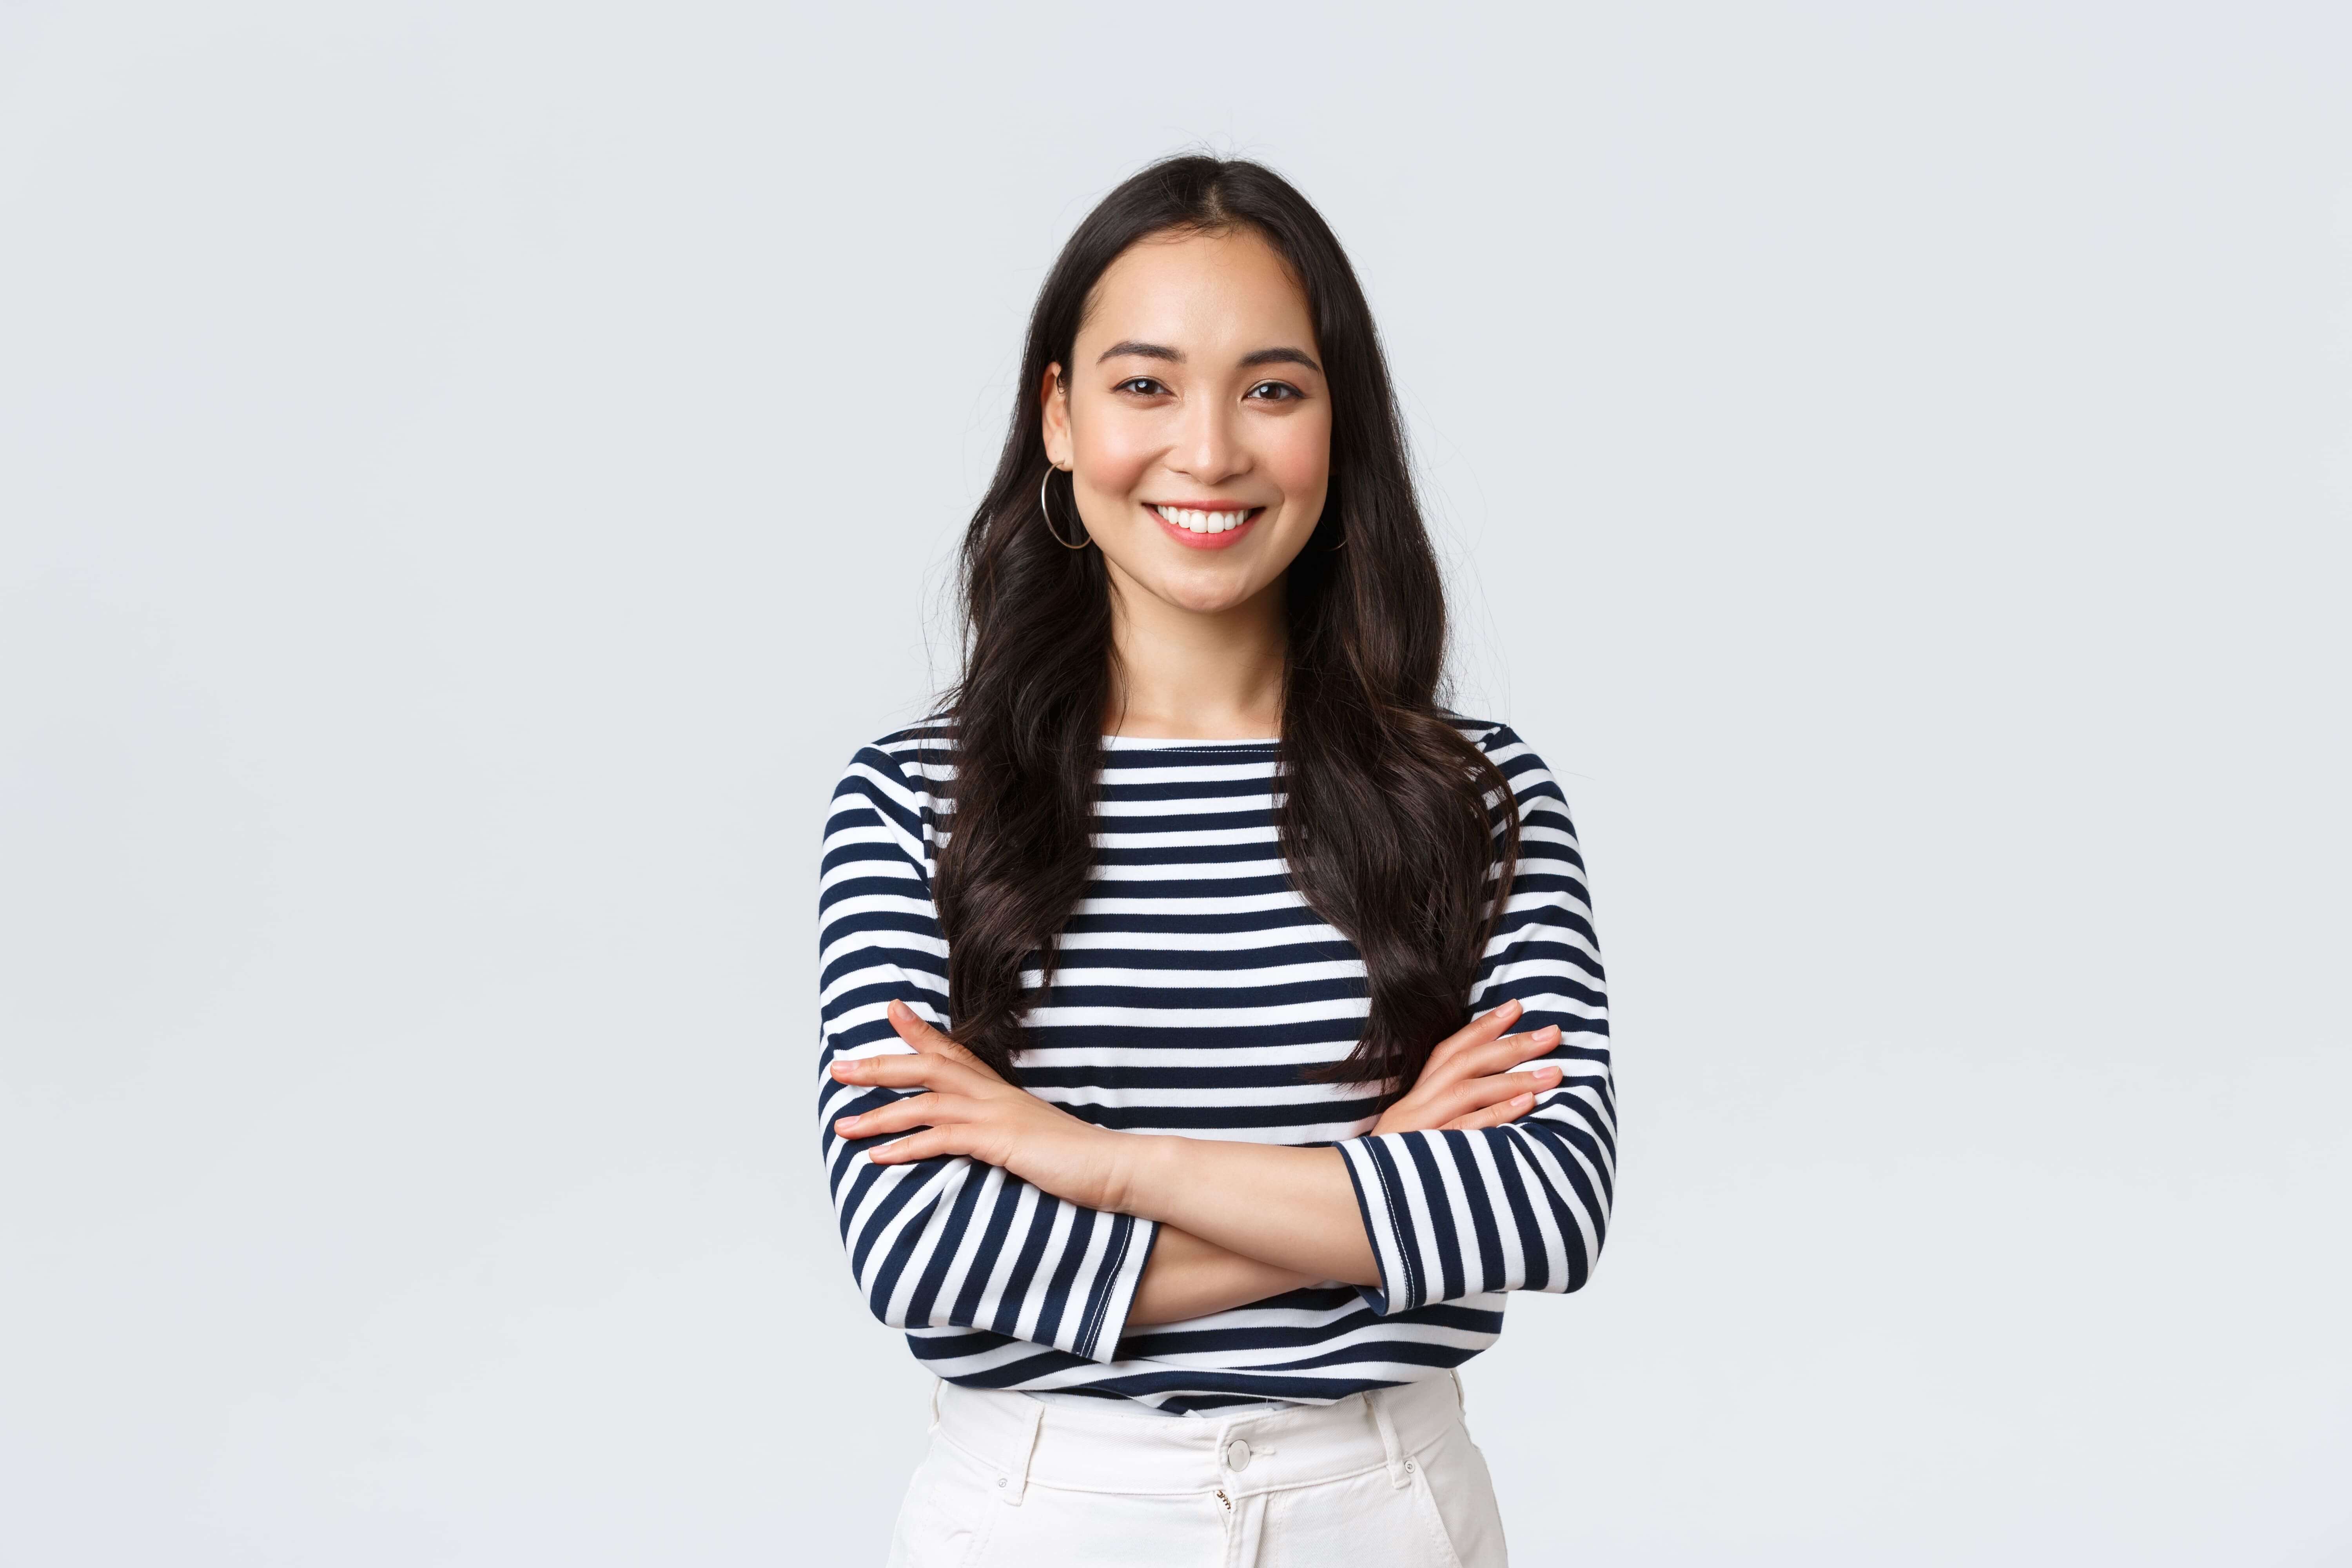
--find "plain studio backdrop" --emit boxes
[3,3,2347,1564]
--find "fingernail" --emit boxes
[1514,1093,1534,1107]
[1502,999,1523,1017]
[888,1000,909,1020]
[1537,1065,1561,1081]
[1538,1025,1560,1041]
[836,1116,860,1132]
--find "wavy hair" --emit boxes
[935,155,1517,1096]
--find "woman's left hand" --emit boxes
[830,1000,1130,1212]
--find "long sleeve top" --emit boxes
[815,717,1614,1414]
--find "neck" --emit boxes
[1102,569,1288,740]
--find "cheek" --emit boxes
[1265,412,1334,505]
[1072,410,1156,497]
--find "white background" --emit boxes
[3,3,2347,1563]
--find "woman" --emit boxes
[817,155,1613,1567]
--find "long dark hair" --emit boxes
[936,154,1517,1096]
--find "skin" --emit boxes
[835,1001,1564,1315]
[1042,227,1326,739]
[833,228,1563,1322]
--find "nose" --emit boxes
[1169,393,1249,486]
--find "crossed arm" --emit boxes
[830,997,1566,1325]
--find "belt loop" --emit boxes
[1448,1367,1466,1414]
[928,1378,943,1434]
[1367,1387,1412,1488]
[998,1397,1044,1506]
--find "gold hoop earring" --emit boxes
[1040,466,1090,550]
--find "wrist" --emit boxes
[1101,1131,1175,1218]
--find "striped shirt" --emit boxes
[816,717,1614,1413]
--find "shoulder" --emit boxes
[1438,711,1575,819]
[836,717,955,792]
[1440,711,1525,759]
[826,718,956,849]
[1439,711,1552,781]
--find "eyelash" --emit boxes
[1112,378,1304,402]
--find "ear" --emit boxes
[1039,362,1071,470]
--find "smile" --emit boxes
[1148,503,1263,549]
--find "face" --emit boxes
[1040,228,1332,616]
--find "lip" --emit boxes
[1148,503,1264,551]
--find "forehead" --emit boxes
[1076,229,1316,355]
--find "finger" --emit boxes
[1421,998,1524,1076]
[1436,1063,1561,1123]
[887,999,958,1052]
[1442,1093,1531,1131]
[866,1126,965,1165]
[1458,1025,1563,1079]
[829,1052,970,1093]
[887,1001,1002,1076]
[1442,1092,1535,1131]
[835,1093,969,1142]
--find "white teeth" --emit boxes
[1154,505,1251,533]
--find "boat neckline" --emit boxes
[1099,734,1280,749]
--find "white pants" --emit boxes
[885,1373,1507,1567]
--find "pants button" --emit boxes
[1224,1438,1252,1472]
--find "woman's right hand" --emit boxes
[1370,999,1563,1134]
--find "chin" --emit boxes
[1154,571,1262,615]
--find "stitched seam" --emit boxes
[1377,1143,1421,1309]
[1077,1218,1132,1360]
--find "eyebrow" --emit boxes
[1097,340,1182,364]
[1239,346,1321,372]
[1094,340,1323,374]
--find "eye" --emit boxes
[1245,381,1303,402]
[1115,377,1170,396]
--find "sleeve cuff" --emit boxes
[1337,1136,1422,1315]
[1073,1214,1160,1363]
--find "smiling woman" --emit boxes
[816,156,1614,1567]
[1047,246,1330,566]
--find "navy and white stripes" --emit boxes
[817,718,1614,1412]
